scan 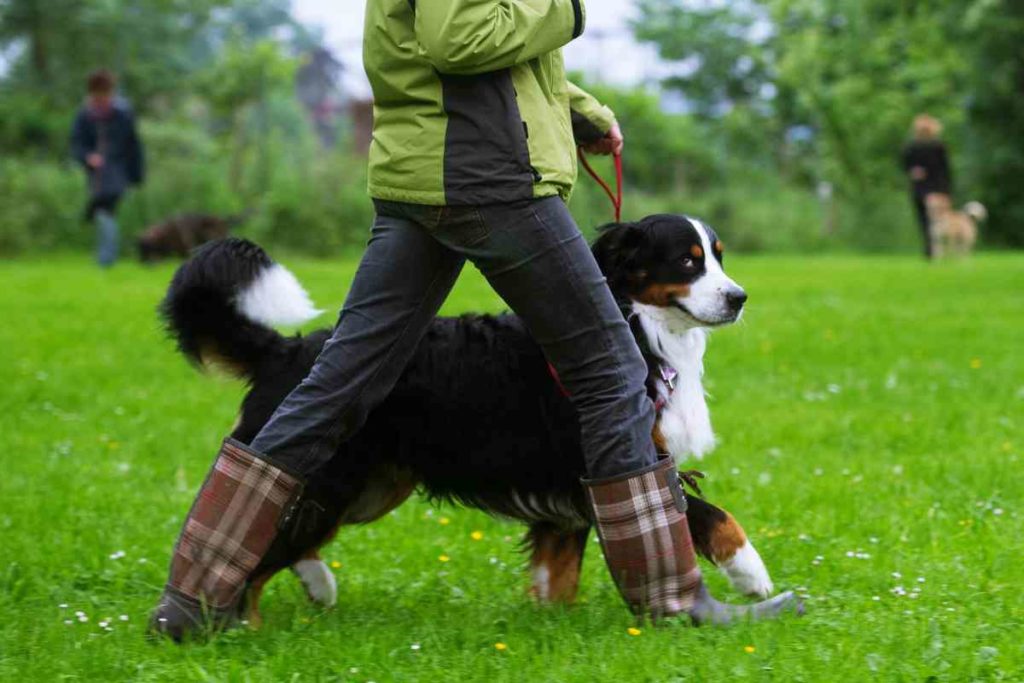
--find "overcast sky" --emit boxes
[292,0,662,97]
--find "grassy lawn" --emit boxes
[1,250,1021,681]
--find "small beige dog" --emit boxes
[925,193,987,257]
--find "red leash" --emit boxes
[577,148,623,222]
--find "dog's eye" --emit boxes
[681,257,695,268]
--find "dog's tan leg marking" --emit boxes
[244,571,275,629]
[527,526,588,604]
[709,512,747,563]
[709,511,774,598]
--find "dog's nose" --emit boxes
[726,289,748,311]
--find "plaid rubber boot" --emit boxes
[151,439,303,641]
[584,457,802,624]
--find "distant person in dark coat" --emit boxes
[902,114,951,259]
[70,70,145,268]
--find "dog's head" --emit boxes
[592,214,746,328]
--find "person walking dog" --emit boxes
[152,0,799,640]
[902,114,952,260]
[70,69,145,268]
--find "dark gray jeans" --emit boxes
[250,196,657,479]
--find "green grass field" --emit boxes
[1,251,1022,681]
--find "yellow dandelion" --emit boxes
[439,517,451,526]
[494,642,508,651]
[744,645,756,654]
[627,627,642,636]
[330,560,342,569]
[439,554,450,562]
[470,531,484,541]
[1001,442,1012,452]
[970,358,982,369]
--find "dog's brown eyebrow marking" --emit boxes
[690,244,704,258]
[714,240,724,253]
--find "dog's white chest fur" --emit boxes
[634,307,716,464]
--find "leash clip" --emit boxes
[660,364,677,392]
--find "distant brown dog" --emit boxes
[137,212,250,263]
[925,194,986,258]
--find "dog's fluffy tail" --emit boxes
[964,201,988,223]
[160,238,322,379]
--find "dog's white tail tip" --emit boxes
[236,263,323,327]
[964,201,988,222]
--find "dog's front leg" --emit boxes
[685,495,774,598]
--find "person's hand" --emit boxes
[910,166,926,181]
[582,122,624,156]
[87,153,105,169]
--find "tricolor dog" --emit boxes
[160,215,776,623]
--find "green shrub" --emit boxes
[0,158,88,253]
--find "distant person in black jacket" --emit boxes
[902,114,951,259]
[70,70,145,268]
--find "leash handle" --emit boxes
[578,148,623,222]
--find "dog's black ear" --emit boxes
[592,223,645,287]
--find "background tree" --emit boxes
[962,0,1024,246]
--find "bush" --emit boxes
[0,158,88,253]
[0,112,376,257]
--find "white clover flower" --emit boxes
[410,643,421,651]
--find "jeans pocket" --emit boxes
[437,206,490,246]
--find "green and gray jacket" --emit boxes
[363,0,616,205]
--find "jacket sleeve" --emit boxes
[414,0,585,75]
[70,111,92,167]
[567,81,615,144]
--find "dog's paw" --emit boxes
[292,558,338,607]
[718,541,774,598]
